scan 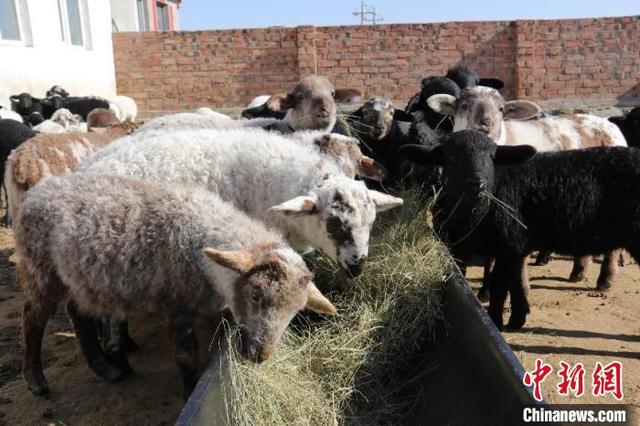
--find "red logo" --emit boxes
[523,358,553,402]
[524,360,624,401]
[557,361,586,397]
[592,361,623,400]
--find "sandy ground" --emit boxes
[467,255,640,408]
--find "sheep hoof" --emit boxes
[96,364,128,383]
[105,352,133,375]
[533,251,551,266]
[568,272,585,283]
[23,368,49,396]
[477,288,490,303]
[29,384,49,396]
[595,281,612,292]
[506,314,527,331]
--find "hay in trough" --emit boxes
[221,187,451,425]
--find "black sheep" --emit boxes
[0,119,36,223]
[406,77,461,145]
[401,130,640,331]
[46,85,70,98]
[347,98,413,186]
[609,106,640,148]
[444,64,505,90]
[10,93,60,120]
[59,97,110,121]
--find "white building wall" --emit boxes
[110,0,138,32]
[0,0,117,110]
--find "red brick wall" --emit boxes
[112,16,640,114]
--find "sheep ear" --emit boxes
[357,157,388,182]
[305,282,337,315]
[334,88,363,104]
[608,116,624,126]
[266,93,295,112]
[405,94,421,114]
[478,78,505,90]
[399,144,445,166]
[393,109,413,122]
[368,190,403,212]
[203,248,254,274]
[268,195,318,217]
[421,75,438,88]
[494,145,537,165]
[504,101,541,121]
[427,94,457,116]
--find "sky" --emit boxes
[179,0,640,31]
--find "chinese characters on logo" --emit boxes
[523,359,623,401]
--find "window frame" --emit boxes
[155,1,171,31]
[0,0,26,46]
[57,0,92,50]
[136,0,149,31]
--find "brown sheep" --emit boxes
[4,122,137,224]
[87,108,120,131]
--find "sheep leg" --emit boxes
[1,182,9,227]
[22,300,53,396]
[618,252,625,267]
[596,249,621,291]
[477,257,495,303]
[507,256,530,331]
[569,256,591,282]
[487,259,509,331]
[533,251,551,266]
[66,300,129,382]
[101,318,139,355]
[169,316,199,401]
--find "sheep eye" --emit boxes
[460,104,468,111]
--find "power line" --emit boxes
[352,0,384,26]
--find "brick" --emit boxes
[113,16,640,111]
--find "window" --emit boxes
[57,0,91,48]
[0,0,30,43]
[0,0,20,40]
[137,0,149,31]
[66,0,83,45]
[156,2,170,31]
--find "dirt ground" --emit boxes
[1,205,639,424]
[467,255,640,408]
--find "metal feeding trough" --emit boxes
[176,268,548,425]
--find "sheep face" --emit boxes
[400,131,536,232]
[427,87,541,142]
[312,133,388,181]
[269,176,403,276]
[204,247,335,362]
[359,98,395,140]
[46,85,69,98]
[266,76,338,131]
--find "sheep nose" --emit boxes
[347,256,367,277]
[467,178,487,192]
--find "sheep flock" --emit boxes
[0,66,639,423]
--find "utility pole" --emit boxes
[352,0,383,26]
